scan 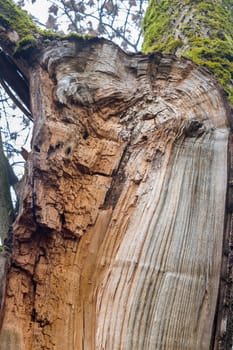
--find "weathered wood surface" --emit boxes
[0,39,231,349]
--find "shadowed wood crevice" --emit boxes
[213,131,233,350]
[0,38,231,350]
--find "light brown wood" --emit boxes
[0,40,231,349]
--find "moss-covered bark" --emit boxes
[0,0,91,56]
[0,0,40,53]
[142,0,233,104]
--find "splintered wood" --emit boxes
[0,39,231,349]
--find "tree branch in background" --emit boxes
[0,51,32,119]
[44,0,147,51]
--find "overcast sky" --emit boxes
[24,0,49,24]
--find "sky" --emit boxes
[24,0,49,24]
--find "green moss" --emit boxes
[15,34,37,52]
[165,39,183,53]
[196,3,213,11]
[142,0,233,104]
[0,0,38,38]
[142,0,171,53]
[0,0,91,53]
[64,32,93,40]
[147,37,183,54]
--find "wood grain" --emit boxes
[0,39,231,350]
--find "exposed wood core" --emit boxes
[0,39,231,349]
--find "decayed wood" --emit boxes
[0,39,231,349]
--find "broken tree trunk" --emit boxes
[0,37,232,349]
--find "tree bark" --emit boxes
[0,37,231,349]
[0,1,233,349]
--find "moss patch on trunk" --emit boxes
[0,0,91,54]
[142,0,233,104]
